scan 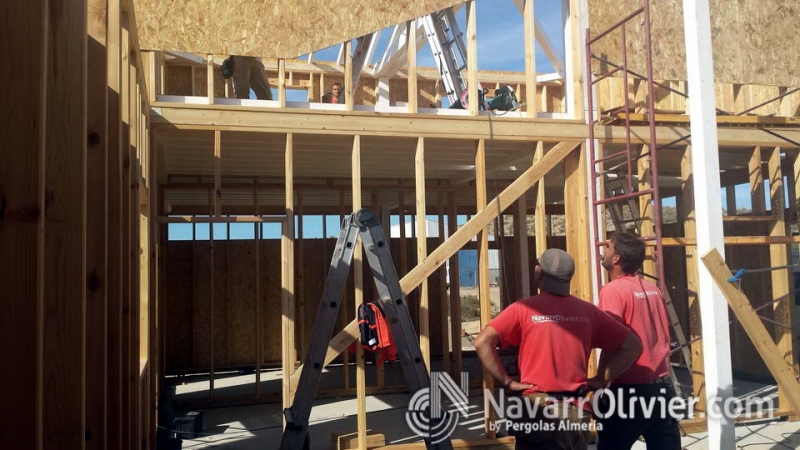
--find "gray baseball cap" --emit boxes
[538,248,575,296]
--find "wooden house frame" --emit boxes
[2,0,799,448]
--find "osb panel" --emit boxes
[165,242,194,371]
[193,241,212,367]
[260,240,284,364]
[135,0,465,58]
[214,243,230,367]
[228,240,257,366]
[596,78,800,116]
[165,65,193,96]
[192,66,228,98]
[588,0,800,87]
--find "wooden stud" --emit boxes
[407,21,418,114]
[565,144,591,301]
[278,59,286,108]
[515,192,530,299]
[447,192,463,377]
[415,137,430,368]
[534,141,547,257]
[106,1,124,445]
[282,133,295,409]
[298,192,306,361]
[207,53,214,104]
[345,41,354,111]
[214,130,221,217]
[750,147,766,215]
[567,0,584,119]
[87,0,109,446]
[681,145,705,412]
[638,145,656,277]
[466,1,478,116]
[523,0,536,116]
[767,146,796,411]
[352,135,368,450]
[475,139,496,437]
[438,192,450,373]
[120,14,133,448]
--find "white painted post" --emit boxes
[683,0,735,447]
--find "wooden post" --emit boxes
[446,192,463,378]
[767,147,796,411]
[681,145,705,412]
[565,144,591,302]
[352,135,368,450]
[106,0,124,445]
[515,193,531,299]
[87,0,109,446]
[523,0,537,116]
[407,21,418,114]
[438,193,451,373]
[566,0,585,119]
[415,138,429,369]
[475,139,496,437]
[345,41,354,111]
[278,59,286,108]
[638,145,656,277]
[534,141,547,257]
[282,133,296,409]
[207,54,214,104]
[466,1,478,116]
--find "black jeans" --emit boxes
[595,383,682,450]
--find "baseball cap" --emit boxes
[538,248,575,296]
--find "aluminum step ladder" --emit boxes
[279,209,454,450]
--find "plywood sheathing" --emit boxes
[134,0,465,58]
[587,0,800,87]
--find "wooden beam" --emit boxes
[352,135,367,450]
[415,137,429,368]
[702,249,800,416]
[151,104,800,147]
[567,0,584,119]
[282,133,295,409]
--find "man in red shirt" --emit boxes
[475,248,642,449]
[595,231,682,449]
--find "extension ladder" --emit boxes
[421,8,468,106]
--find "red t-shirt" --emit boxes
[488,292,630,394]
[598,274,671,383]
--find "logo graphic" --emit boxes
[405,372,470,444]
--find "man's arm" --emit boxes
[588,331,642,390]
[474,326,531,392]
